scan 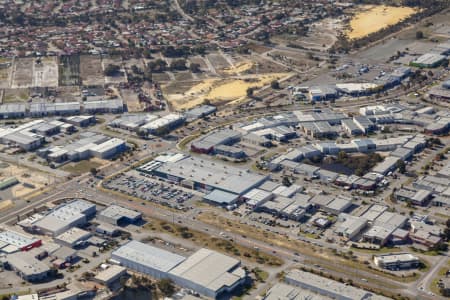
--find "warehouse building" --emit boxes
[30,102,81,117]
[169,248,246,299]
[90,138,127,159]
[94,265,127,286]
[374,253,420,270]
[1,131,44,151]
[41,132,127,162]
[342,119,363,136]
[0,103,26,119]
[151,155,268,195]
[141,113,186,135]
[372,156,400,175]
[410,53,446,68]
[335,214,368,240]
[109,114,158,131]
[191,129,241,154]
[394,188,432,206]
[111,240,186,279]
[112,241,246,299]
[83,99,124,114]
[285,269,390,300]
[244,188,273,208]
[0,230,42,253]
[203,190,240,207]
[33,199,96,236]
[263,282,327,300]
[184,105,217,122]
[98,205,142,226]
[64,115,96,127]
[308,85,339,102]
[55,227,92,248]
[7,252,50,282]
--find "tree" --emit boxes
[157,278,175,296]
[416,31,424,39]
[396,159,406,174]
[282,176,292,187]
[246,87,255,97]
[337,151,348,161]
[270,80,280,89]
[90,168,98,176]
[189,63,201,73]
[104,64,121,76]
[169,59,187,71]
[148,59,167,73]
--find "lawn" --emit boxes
[61,160,102,175]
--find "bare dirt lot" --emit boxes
[80,55,104,86]
[0,161,55,199]
[55,86,81,102]
[121,89,144,112]
[273,18,339,51]
[2,88,29,103]
[33,56,58,87]
[152,72,171,82]
[207,53,231,73]
[163,72,291,110]
[11,57,34,88]
[0,59,12,89]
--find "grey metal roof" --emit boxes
[203,189,239,205]
[112,240,185,272]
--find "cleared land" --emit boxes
[0,59,12,89]
[2,88,29,103]
[144,219,283,266]
[59,55,81,86]
[61,159,103,175]
[121,89,144,112]
[347,5,418,39]
[0,162,54,199]
[80,55,104,86]
[11,58,33,88]
[164,72,290,110]
[33,56,58,87]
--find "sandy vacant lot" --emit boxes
[347,5,417,39]
[33,57,58,87]
[0,162,55,199]
[0,59,12,89]
[11,57,34,88]
[164,72,291,110]
[80,55,104,86]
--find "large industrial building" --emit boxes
[32,200,96,236]
[0,230,42,253]
[7,252,50,282]
[38,132,127,162]
[168,248,246,298]
[410,53,447,68]
[284,269,390,300]
[142,154,268,196]
[111,240,186,279]
[111,241,246,298]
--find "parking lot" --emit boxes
[102,170,199,211]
